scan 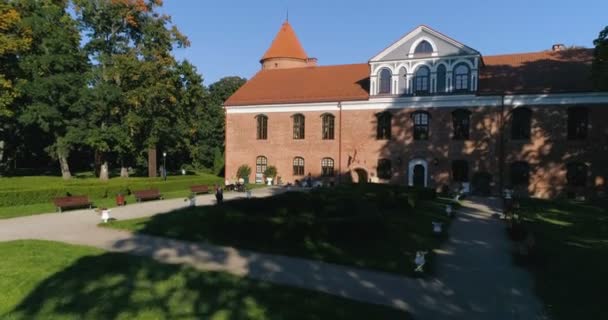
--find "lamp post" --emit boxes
[162,152,167,181]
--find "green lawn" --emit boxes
[106,184,455,276]
[0,240,408,320]
[0,173,249,219]
[517,198,608,320]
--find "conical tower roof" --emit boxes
[261,21,308,62]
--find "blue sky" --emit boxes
[162,0,607,84]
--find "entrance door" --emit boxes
[354,168,368,183]
[413,164,425,187]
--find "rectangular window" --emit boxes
[452,160,469,182]
[413,112,429,140]
[256,116,268,140]
[293,157,304,176]
[452,110,471,140]
[376,112,392,140]
[511,108,532,140]
[321,158,334,177]
[322,114,335,140]
[510,162,530,187]
[568,108,588,140]
[293,114,305,140]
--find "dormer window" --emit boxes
[414,40,433,54]
[379,69,392,94]
[414,66,430,95]
[454,64,470,92]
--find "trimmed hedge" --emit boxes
[0,176,221,207]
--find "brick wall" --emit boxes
[226,104,608,198]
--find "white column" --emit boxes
[392,74,399,95]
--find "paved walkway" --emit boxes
[0,192,545,319]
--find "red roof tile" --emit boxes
[226,49,595,107]
[225,64,370,106]
[261,21,309,62]
[479,49,594,94]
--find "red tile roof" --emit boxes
[224,64,370,106]
[261,21,309,62]
[479,49,594,94]
[226,49,595,107]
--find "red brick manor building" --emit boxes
[224,21,608,198]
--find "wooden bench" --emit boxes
[190,185,210,194]
[53,196,92,212]
[133,189,163,202]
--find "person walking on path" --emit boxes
[215,184,223,205]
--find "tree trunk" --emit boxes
[0,140,4,173]
[120,166,129,178]
[148,147,157,177]
[94,150,101,177]
[100,161,109,181]
[58,153,72,180]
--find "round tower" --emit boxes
[260,21,317,70]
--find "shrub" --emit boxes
[236,165,251,179]
[0,175,222,207]
[264,166,277,178]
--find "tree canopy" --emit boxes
[0,0,244,179]
[592,25,608,90]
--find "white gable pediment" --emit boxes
[370,25,479,62]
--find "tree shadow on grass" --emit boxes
[7,250,408,320]
[115,184,451,277]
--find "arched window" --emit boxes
[436,64,447,93]
[321,113,335,140]
[414,40,433,54]
[256,156,268,183]
[567,162,587,187]
[454,64,470,92]
[293,157,304,176]
[414,66,430,95]
[377,159,392,179]
[511,108,532,140]
[256,114,268,140]
[568,107,589,140]
[452,160,469,182]
[510,161,530,187]
[321,158,334,177]
[452,109,471,140]
[376,112,392,140]
[412,111,430,140]
[379,69,392,94]
[292,114,305,139]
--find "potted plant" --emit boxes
[264,166,277,185]
[237,165,251,184]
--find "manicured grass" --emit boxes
[517,198,608,320]
[0,240,408,319]
[107,184,455,276]
[0,173,263,219]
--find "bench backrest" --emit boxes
[53,196,90,206]
[190,185,209,192]
[134,189,160,198]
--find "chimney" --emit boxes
[552,43,565,51]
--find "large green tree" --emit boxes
[0,1,31,170]
[15,0,88,179]
[592,26,608,90]
[74,0,188,180]
[205,76,245,173]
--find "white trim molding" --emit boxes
[224,92,608,114]
[408,159,428,187]
[370,25,480,62]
